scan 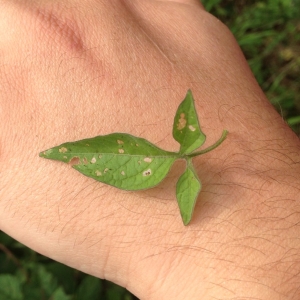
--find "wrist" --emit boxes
[126,119,300,299]
[135,164,300,299]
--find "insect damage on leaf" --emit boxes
[177,113,187,130]
[39,90,228,225]
[173,90,207,155]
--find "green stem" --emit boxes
[187,130,228,158]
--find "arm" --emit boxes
[0,1,299,299]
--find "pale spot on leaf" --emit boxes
[95,170,102,176]
[43,149,53,156]
[177,113,186,130]
[98,155,102,159]
[82,157,88,164]
[118,149,125,154]
[189,125,196,131]
[144,157,152,163]
[121,171,125,176]
[104,168,109,174]
[117,140,124,145]
[143,169,152,176]
[59,147,68,153]
[91,157,96,164]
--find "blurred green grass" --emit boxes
[1,1,299,299]
[0,233,137,300]
[206,0,300,134]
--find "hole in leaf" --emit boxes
[177,113,186,130]
[68,157,80,166]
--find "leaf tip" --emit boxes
[182,216,192,226]
[39,148,53,158]
[186,88,193,96]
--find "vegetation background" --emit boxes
[1,0,299,299]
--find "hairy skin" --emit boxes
[0,0,300,299]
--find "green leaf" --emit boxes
[176,160,201,225]
[0,274,23,300]
[51,287,71,300]
[36,265,58,297]
[40,133,177,191]
[76,276,102,300]
[39,89,228,225]
[46,262,76,294]
[173,90,206,154]
[106,281,126,300]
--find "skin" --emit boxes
[0,0,299,299]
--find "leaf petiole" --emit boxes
[187,130,228,158]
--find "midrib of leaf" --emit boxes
[51,152,179,158]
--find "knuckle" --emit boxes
[0,1,87,57]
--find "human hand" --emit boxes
[0,1,299,299]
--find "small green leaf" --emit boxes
[173,90,206,154]
[176,160,201,225]
[36,265,58,297]
[40,133,177,191]
[76,276,102,300]
[0,274,23,300]
[51,287,71,300]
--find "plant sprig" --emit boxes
[40,90,228,225]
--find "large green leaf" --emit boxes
[173,90,206,154]
[76,276,102,300]
[40,133,177,190]
[176,161,201,225]
[0,275,23,300]
[39,89,228,225]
